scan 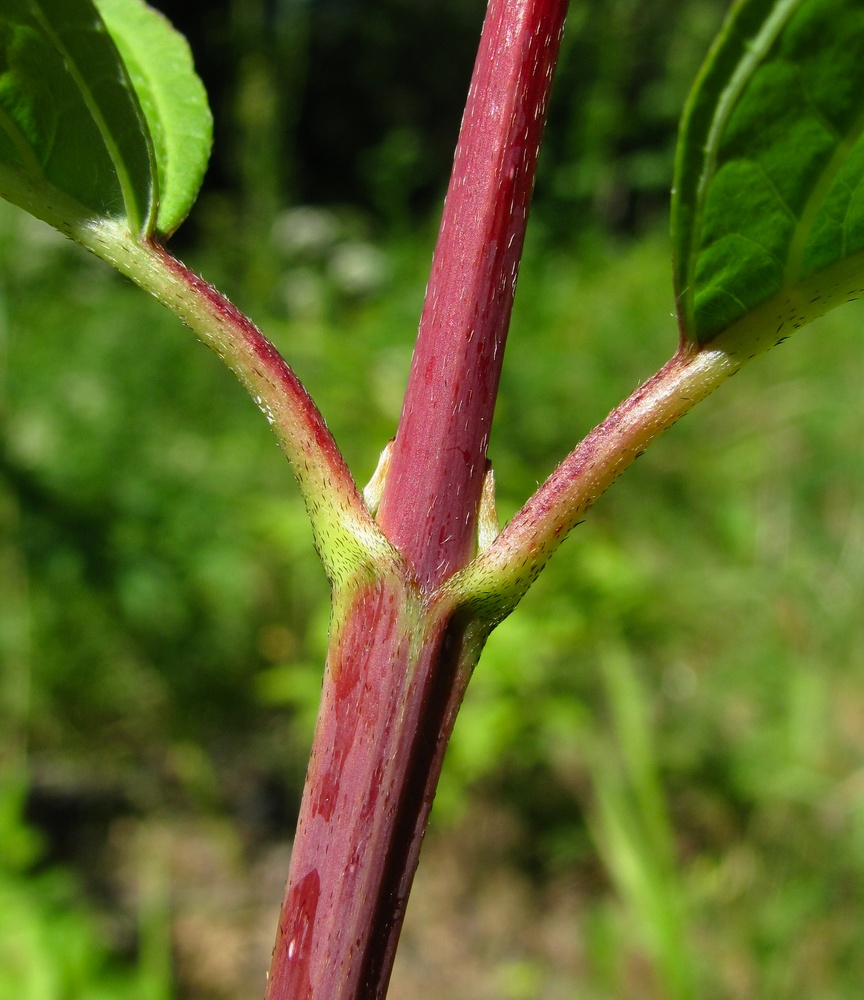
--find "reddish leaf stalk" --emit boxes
[80,226,378,584]
[378,0,569,589]
[266,1,568,997]
[151,246,348,482]
[448,343,745,619]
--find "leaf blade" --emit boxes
[672,0,864,347]
[0,0,155,235]
[95,0,212,237]
[30,0,156,234]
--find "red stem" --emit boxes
[377,0,569,589]
[265,578,475,1000]
[265,2,568,998]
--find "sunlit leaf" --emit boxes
[96,0,212,237]
[0,0,155,235]
[672,0,864,351]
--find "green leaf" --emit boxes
[673,0,864,350]
[95,0,212,237]
[0,0,155,235]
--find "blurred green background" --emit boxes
[4,0,864,997]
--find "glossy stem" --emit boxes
[265,0,569,997]
[265,576,483,1000]
[377,0,569,590]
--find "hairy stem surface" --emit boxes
[266,576,483,1000]
[377,0,568,589]
[266,1,568,997]
[448,344,746,619]
[75,223,391,588]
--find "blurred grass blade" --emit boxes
[601,646,674,868]
[95,0,212,237]
[672,0,864,349]
[0,0,156,235]
[588,645,695,1000]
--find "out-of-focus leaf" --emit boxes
[672,0,864,351]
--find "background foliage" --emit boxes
[3,0,864,997]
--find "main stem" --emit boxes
[266,1,568,998]
[377,0,569,589]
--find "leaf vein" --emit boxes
[683,0,804,330]
[786,103,864,281]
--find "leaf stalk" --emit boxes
[75,220,395,588]
[447,344,744,621]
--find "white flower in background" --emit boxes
[271,206,341,257]
[327,242,389,297]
